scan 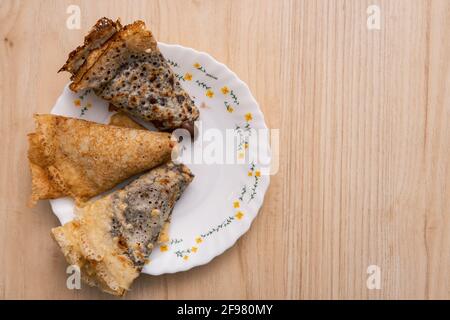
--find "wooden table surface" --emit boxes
[0,0,449,300]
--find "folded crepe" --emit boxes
[60,17,199,130]
[52,162,194,296]
[28,114,174,205]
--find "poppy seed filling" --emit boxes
[109,162,194,268]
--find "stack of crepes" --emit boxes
[28,114,194,296]
[28,17,199,296]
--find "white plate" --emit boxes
[50,43,271,275]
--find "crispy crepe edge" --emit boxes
[68,20,156,92]
[59,17,122,76]
[51,220,136,296]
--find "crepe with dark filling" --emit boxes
[28,114,174,205]
[51,162,194,296]
[60,17,199,130]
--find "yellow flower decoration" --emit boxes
[191,246,198,253]
[244,143,249,149]
[160,245,168,252]
[73,99,81,107]
[184,72,193,81]
[221,86,230,95]
[235,211,244,220]
[206,89,214,98]
[245,112,253,122]
[227,107,234,113]
[183,255,189,261]
[193,62,201,68]
[233,201,240,208]
[238,152,245,159]
[195,237,203,244]
[255,170,261,177]
[248,171,253,176]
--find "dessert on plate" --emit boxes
[60,17,199,130]
[52,162,194,295]
[28,114,174,205]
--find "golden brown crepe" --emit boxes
[52,162,194,296]
[28,114,174,206]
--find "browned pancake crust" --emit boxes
[61,18,199,130]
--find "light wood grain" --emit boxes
[0,0,449,299]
